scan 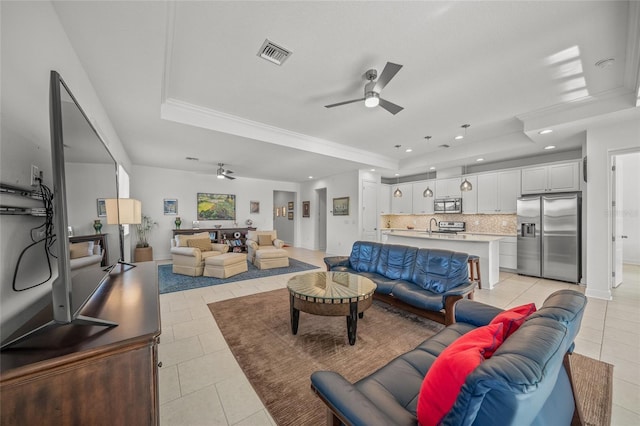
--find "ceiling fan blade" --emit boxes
[224,174,236,180]
[373,62,403,92]
[324,98,365,108]
[379,98,404,115]
[225,169,234,174]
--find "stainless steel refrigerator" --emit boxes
[517,193,581,283]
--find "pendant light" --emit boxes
[460,163,473,191]
[422,137,434,197]
[393,174,403,197]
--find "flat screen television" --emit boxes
[0,71,120,349]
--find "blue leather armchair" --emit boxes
[325,241,475,325]
[311,289,587,426]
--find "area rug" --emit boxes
[158,259,319,294]
[208,288,613,426]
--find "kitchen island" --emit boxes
[384,230,504,289]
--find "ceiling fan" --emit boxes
[325,62,404,115]
[216,163,235,180]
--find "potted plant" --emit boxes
[134,214,157,262]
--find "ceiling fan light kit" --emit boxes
[325,62,404,115]
[216,163,235,180]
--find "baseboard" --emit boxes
[584,287,612,301]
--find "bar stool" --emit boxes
[468,255,481,289]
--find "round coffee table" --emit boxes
[287,271,377,345]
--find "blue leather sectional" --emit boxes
[324,241,476,325]
[311,289,587,426]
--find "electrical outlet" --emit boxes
[30,165,39,186]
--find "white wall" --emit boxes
[0,1,131,338]
[299,170,360,256]
[273,191,295,245]
[620,152,640,264]
[130,165,299,260]
[585,109,640,300]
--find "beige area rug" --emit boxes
[208,289,613,426]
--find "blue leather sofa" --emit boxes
[324,241,476,325]
[311,289,587,426]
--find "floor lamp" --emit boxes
[105,198,141,272]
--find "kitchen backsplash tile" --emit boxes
[381,214,517,235]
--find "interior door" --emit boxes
[362,180,378,241]
[612,157,623,287]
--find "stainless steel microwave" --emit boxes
[434,198,462,214]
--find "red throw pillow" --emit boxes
[489,303,537,343]
[416,323,504,426]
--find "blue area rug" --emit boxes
[158,259,320,294]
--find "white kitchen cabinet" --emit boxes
[521,161,580,194]
[435,177,462,199]
[379,184,391,214]
[391,183,413,214]
[412,181,435,214]
[499,236,517,270]
[477,170,520,214]
[461,175,478,214]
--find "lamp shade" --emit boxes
[105,198,142,225]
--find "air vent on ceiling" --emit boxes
[439,144,451,149]
[257,39,292,65]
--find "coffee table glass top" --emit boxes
[287,271,376,303]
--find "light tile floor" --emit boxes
[158,248,640,425]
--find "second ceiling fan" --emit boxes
[325,62,404,115]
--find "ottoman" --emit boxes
[204,253,248,278]
[254,248,289,270]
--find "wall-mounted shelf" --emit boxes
[0,183,46,216]
[0,206,47,216]
[0,183,43,200]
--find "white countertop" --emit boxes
[384,230,505,242]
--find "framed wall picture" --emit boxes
[163,198,178,215]
[275,206,280,217]
[96,198,107,217]
[288,201,294,210]
[197,193,236,220]
[250,200,260,214]
[288,211,293,220]
[333,197,349,216]
[302,201,310,218]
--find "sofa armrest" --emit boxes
[246,240,258,251]
[444,281,476,297]
[211,243,229,253]
[273,238,284,249]
[310,371,398,426]
[454,298,503,327]
[171,246,200,257]
[324,256,350,271]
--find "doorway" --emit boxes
[316,188,327,251]
[610,149,640,293]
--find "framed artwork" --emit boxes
[288,201,294,210]
[288,211,293,220]
[333,197,350,216]
[250,200,260,214]
[164,198,178,215]
[96,198,107,217]
[302,201,310,218]
[275,206,280,217]
[197,193,236,220]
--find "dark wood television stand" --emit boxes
[0,262,161,425]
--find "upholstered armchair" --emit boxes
[245,230,285,263]
[170,232,229,276]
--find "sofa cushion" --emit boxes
[411,248,469,293]
[490,303,537,339]
[375,244,417,281]
[392,282,445,311]
[187,238,213,251]
[69,242,90,259]
[257,234,273,246]
[176,231,209,247]
[417,323,504,426]
[348,241,382,273]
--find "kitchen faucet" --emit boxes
[429,218,438,235]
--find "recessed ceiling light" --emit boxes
[454,135,464,140]
[544,145,556,150]
[395,173,400,176]
[370,168,376,172]
[308,176,313,179]
[429,166,436,170]
[405,148,413,153]
[538,129,553,135]
[476,158,484,162]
